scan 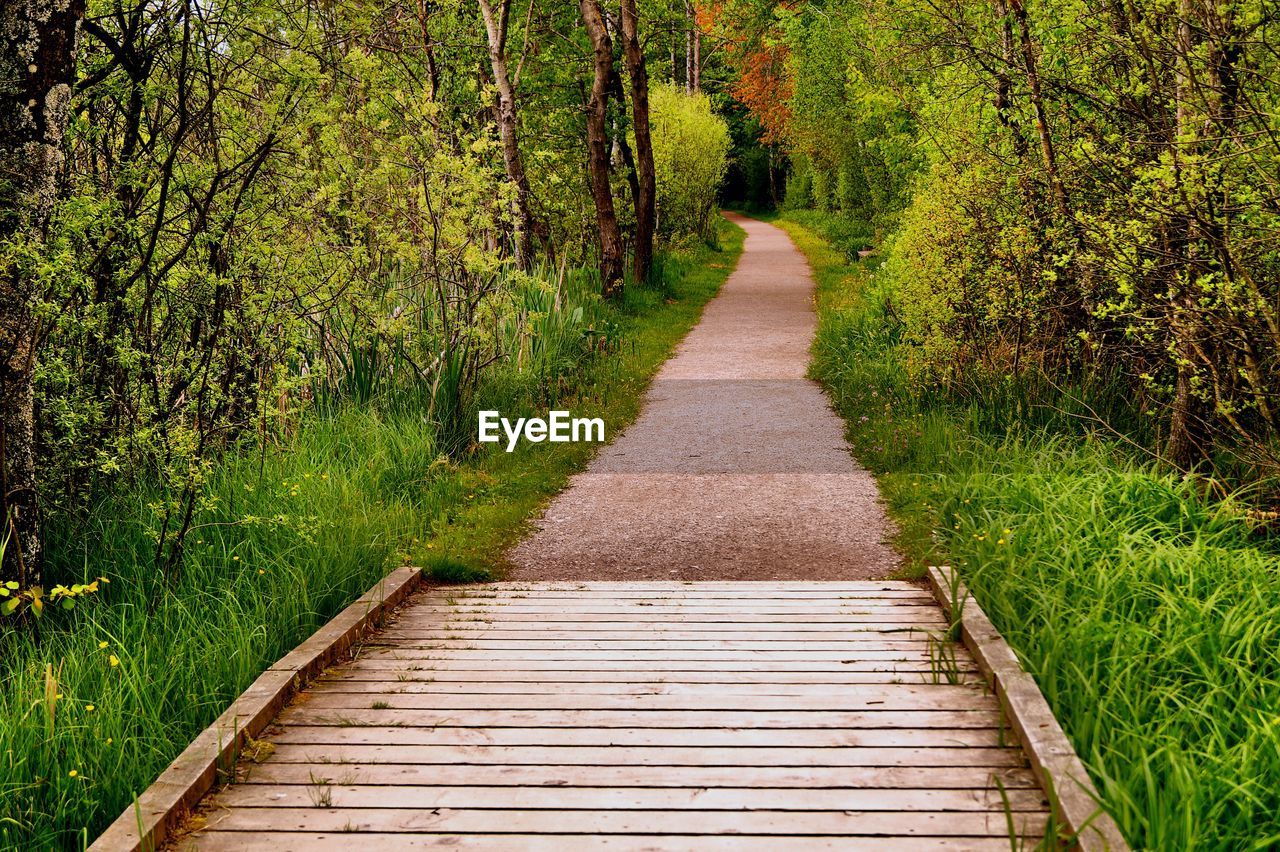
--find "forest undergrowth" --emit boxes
[785,212,1280,851]
[0,223,743,851]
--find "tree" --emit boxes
[478,0,538,269]
[0,0,85,586]
[578,0,625,297]
[620,0,657,283]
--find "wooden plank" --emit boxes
[384,616,936,629]
[265,725,1007,748]
[358,650,951,661]
[184,831,1033,851]
[242,763,1042,789]
[309,681,986,698]
[411,605,946,615]
[346,659,968,673]
[213,783,1049,812]
[410,610,946,622]
[199,807,1048,837]
[446,581,926,588]
[417,598,938,609]
[298,691,995,712]
[424,593,937,603]
[329,670,980,684]
[364,640,939,651]
[275,708,1006,729]
[263,744,1027,768]
[381,627,941,638]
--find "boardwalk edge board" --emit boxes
[88,565,425,852]
[927,566,1130,852]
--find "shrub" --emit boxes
[648,83,731,242]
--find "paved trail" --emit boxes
[178,216,1050,850]
[510,213,899,580]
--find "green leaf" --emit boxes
[1,598,19,616]
[61,598,75,610]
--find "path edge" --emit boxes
[88,565,425,852]
[927,565,1129,851]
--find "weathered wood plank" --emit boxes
[328,670,981,684]
[346,659,967,673]
[359,649,952,661]
[298,691,994,712]
[410,605,946,615]
[184,831,1032,851]
[265,725,1006,748]
[388,621,943,633]
[275,707,1006,729]
[380,627,942,638]
[364,639,939,651]
[414,596,936,603]
[263,743,1027,767]
[199,807,1048,837]
[309,681,985,698]
[212,783,1049,812]
[241,763,1041,789]
[409,611,946,624]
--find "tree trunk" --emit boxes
[0,0,84,587]
[478,0,536,270]
[620,0,656,283]
[579,0,625,297]
[685,0,695,93]
[1008,0,1066,214]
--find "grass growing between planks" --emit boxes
[0,222,743,851]
[780,211,1280,850]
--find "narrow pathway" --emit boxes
[510,213,899,580]
[178,216,1051,849]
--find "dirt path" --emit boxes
[509,213,900,581]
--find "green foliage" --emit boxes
[729,0,1280,473]
[791,214,1280,850]
[0,223,743,850]
[648,83,732,242]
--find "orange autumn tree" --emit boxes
[701,0,793,145]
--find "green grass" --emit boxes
[780,211,1280,850]
[0,222,743,851]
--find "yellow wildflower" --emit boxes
[109,655,120,668]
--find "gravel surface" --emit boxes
[507,214,901,580]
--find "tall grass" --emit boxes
[0,223,744,850]
[783,212,1280,850]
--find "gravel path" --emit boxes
[507,213,900,581]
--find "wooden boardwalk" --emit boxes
[180,582,1050,850]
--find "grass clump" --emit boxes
[0,222,743,851]
[782,211,1280,850]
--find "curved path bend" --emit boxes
[510,213,900,580]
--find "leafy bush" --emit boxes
[648,83,732,242]
[791,214,1280,850]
